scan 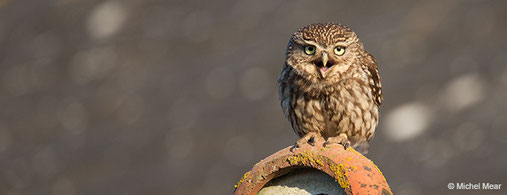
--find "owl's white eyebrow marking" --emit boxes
[302,40,351,50]
[302,40,326,50]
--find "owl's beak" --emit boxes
[319,52,329,77]
[321,52,328,67]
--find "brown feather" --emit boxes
[278,23,382,154]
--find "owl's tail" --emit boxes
[353,142,370,155]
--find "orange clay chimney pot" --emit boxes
[233,138,392,195]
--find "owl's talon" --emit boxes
[290,144,298,152]
[343,142,350,149]
[293,132,323,150]
[308,136,315,146]
[324,135,350,149]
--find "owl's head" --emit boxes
[286,23,365,82]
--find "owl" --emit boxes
[278,23,382,154]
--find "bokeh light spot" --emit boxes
[87,1,126,39]
[384,102,432,142]
[441,74,485,111]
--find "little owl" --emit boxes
[278,23,382,154]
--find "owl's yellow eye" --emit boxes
[304,45,316,55]
[334,46,346,55]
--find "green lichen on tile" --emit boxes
[286,150,324,167]
[329,163,350,189]
[234,171,251,189]
[286,150,350,190]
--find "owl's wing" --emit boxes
[278,64,304,137]
[361,52,383,106]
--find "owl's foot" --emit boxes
[293,132,324,149]
[324,134,350,149]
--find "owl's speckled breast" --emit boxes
[278,23,382,154]
[280,74,378,149]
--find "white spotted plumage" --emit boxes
[278,23,382,154]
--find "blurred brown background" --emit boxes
[1,0,507,194]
